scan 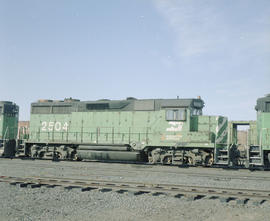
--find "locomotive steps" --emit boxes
[0,175,269,206]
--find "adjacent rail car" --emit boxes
[248,94,270,167]
[23,97,230,166]
[227,94,270,168]
[0,101,19,156]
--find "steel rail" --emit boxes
[0,175,269,204]
[1,158,270,182]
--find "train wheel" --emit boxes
[204,155,213,167]
[74,154,82,161]
[187,156,195,166]
[30,146,38,158]
[38,151,45,158]
[162,156,172,165]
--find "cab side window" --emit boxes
[166,109,186,121]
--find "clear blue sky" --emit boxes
[1,0,269,120]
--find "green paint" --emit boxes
[0,101,19,141]
[255,94,270,150]
[29,98,227,151]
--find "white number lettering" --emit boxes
[62,122,68,131]
[41,122,47,131]
[48,122,54,131]
[41,121,69,132]
[54,122,61,131]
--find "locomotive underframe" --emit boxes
[22,141,215,166]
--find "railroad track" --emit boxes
[1,158,270,182]
[0,175,269,206]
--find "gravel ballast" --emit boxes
[0,159,270,221]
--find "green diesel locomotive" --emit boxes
[227,94,270,167]
[23,97,230,166]
[5,94,268,168]
[248,94,270,167]
[0,101,19,156]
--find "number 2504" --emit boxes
[41,121,68,132]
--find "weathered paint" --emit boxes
[257,112,270,150]
[255,94,270,150]
[0,102,18,141]
[28,98,227,151]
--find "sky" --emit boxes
[1,0,269,121]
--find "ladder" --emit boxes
[215,144,241,166]
[247,145,264,167]
[215,145,230,165]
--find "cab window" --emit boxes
[166,109,186,121]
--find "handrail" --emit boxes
[3,126,9,141]
[29,130,218,144]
